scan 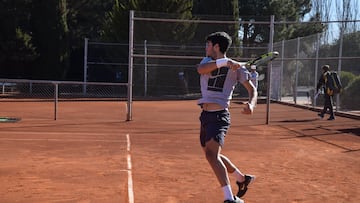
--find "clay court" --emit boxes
[0,100,359,203]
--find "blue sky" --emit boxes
[306,0,360,21]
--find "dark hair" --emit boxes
[206,32,232,54]
[322,65,330,71]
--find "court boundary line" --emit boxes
[126,133,134,203]
[0,131,127,143]
[0,138,125,143]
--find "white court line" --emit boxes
[0,131,125,142]
[0,138,124,142]
[1,131,119,136]
[126,133,134,203]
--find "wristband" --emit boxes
[216,58,228,68]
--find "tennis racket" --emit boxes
[314,91,321,100]
[258,74,265,81]
[238,51,279,66]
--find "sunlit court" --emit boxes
[2,1,360,202]
[0,100,359,202]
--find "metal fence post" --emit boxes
[314,33,320,107]
[336,28,344,111]
[266,15,275,125]
[54,83,58,120]
[280,40,285,101]
[294,37,300,104]
[127,10,134,121]
[83,38,88,95]
[144,40,148,97]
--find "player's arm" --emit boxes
[197,58,241,74]
[241,80,258,114]
[197,60,217,74]
[316,74,325,92]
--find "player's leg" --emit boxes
[323,95,330,115]
[220,155,244,180]
[220,154,255,198]
[318,93,330,118]
[200,110,241,202]
[319,94,328,118]
[204,140,229,186]
[204,139,242,202]
[328,95,335,120]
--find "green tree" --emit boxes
[341,76,360,110]
[67,1,114,40]
[0,0,36,78]
[238,0,322,45]
[0,0,115,80]
[30,0,69,79]
[101,0,134,42]
[66,0,114,80]
[101,0,197,95]
[100,0,197,74]
[340,71,357,89]
[319,31,360,74]
[102,0,195,43]
[192,0,240,54]
[278,13,325,40]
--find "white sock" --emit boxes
[222,184,234,200]
[233,168,245,183]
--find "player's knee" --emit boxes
[204,149,218,162]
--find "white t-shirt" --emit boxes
[198,57,250,109]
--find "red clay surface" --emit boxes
[0,100,359,203]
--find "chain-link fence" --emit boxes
[127,11,270,99]
[0,79,128,120]
[127,11,359,114]
[1,79,127,99]
[2,11,359,119]
[273,31,360,113]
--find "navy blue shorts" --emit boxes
[199,109,230,147]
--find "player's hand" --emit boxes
[227,59,241,71]
[241,102,254,115]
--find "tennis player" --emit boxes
[249,65,259,89]
[197,32,257,203]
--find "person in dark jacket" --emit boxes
[316,65,335,120]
